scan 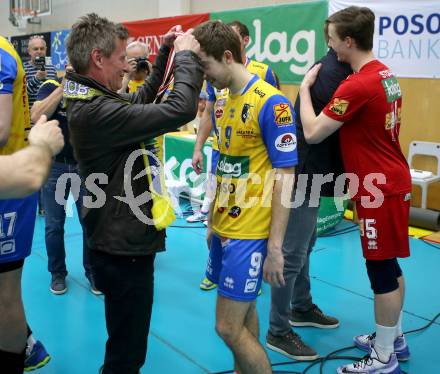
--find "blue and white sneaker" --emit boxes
[354,333,410,361]
[24,340,51,371]
[337,346,401,374]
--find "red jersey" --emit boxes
[323,60,411,200]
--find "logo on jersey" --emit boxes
[275,133,297,152]
[215,108,224,119]
[368,240,378,250]
[273,103,293,126]
[236,129,256,138]
[244,278,258,293]
[225,125,232,149]
[224,277,234,290]
[241,103,254,123]
[382,77,402,102]
[329,98,349,116]
[217,155,249,178]
[254,87,266,98]
[385,108,401,130]
[228,206,241,218]
[217,98,227,107]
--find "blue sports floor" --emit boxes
[23,209,440,374]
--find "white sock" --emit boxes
[374,323,396,362]
[26,334,37,355]
[395,311,403,338]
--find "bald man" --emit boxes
[23,35,58,115]
[118,41,152,94]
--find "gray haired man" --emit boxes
[64,13,203,374]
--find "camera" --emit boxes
[135,57,150,72]
[34,56,45,71]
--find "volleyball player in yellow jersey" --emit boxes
[193,21,297,374]
[0,36,57,372]
[192,20,279,291]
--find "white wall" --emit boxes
[1,0,313,37]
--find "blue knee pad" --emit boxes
[365,258,402,295]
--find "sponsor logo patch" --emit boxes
[228,206,241,218]
[215,108,224,119]
[244,278,258,293]
[385,108,401,130]
[216,155,249,178]
[275,133,297,152]
[254,87,266,98]
[273,103,293,126]
[235,129,256,138]
[329,98,349,116]
[382,77,401,102]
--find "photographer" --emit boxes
[23,36,57,114]
[118,41,152,94]
[23,35,58,216]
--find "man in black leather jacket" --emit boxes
[64,13,203,374]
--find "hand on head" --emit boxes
[173,29,200,54]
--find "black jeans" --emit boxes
[91,250,155,374]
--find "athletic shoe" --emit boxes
[354,332,410,361]
[337,345,401,373]
[199,277,217,291]
[289,304,339,329]
[24,340,51,371]
[186,211,207,223]
[87,274,103,295]
[50,274,67,295]
[266,330,319,361]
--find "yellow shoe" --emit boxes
[199,277,217,291]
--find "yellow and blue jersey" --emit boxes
[207,59,277,151]
[0,36,37,265]
[0,36,30,155]
[212,75,297,239]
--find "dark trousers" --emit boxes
[269,199,318,336]
[91,250,155,374]
[42,162,91,277]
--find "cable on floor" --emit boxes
[212,312,440,374]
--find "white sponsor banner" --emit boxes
[329,0,440,78]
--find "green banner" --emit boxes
[317,196,348,236]
[164,133,212,203]
[211,1,328,84]
[164,134,346,232]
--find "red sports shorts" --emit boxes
[355,193,410,260]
